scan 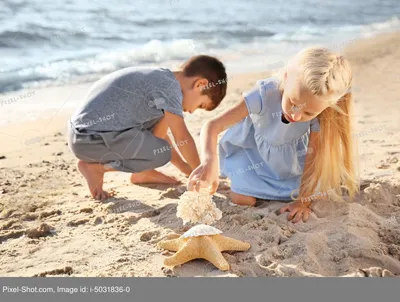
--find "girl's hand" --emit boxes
[279,201,312,223]
[187,159,219,194]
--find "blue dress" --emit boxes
[219,77,320,201]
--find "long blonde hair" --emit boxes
[279,47,359,202]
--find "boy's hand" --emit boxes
[187,159,219,194]
[280,201,312,223]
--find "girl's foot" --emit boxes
[130,170,181,184]
[77,160,111,200]
[230,192,256,206]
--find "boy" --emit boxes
[68,55,227,200]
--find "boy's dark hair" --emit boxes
[181,55,227,110]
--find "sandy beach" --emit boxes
[0,32,399,277]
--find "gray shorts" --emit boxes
[67,121,171,173]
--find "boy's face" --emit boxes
[281,65,329,123]
[182,78,214,114]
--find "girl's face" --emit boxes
[281,66,329,123]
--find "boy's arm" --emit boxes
[164,135,192,176]
[164,111,200,170]
[152,115,192,175]
[152,114,169,138]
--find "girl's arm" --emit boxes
[280,130,326,223]
[201,98,249,160]
[187,99,249,193]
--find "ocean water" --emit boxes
[0,0,399,94]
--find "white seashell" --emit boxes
[181,224,223,238]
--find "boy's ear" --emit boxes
[194,78,209,91]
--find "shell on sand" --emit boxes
[181,224,222,238]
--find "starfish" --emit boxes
[158,225,251,271]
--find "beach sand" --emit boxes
[0,32,399,277]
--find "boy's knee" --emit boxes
[160,147,172,166]
[152,141,172,168]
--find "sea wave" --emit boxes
[0,15,399,94]
[0,39,201,93]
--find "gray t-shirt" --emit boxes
[70,67,183,132]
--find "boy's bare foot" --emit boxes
[77,160,111,200]
[130,170,180,184]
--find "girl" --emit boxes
[187,47,359,223]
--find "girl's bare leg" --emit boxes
[230,191,256,206]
